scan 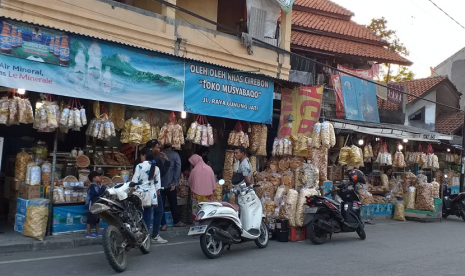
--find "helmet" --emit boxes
[348,169,366,184]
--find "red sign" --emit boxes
[337,64,374,80]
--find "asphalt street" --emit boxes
[1,218,465,276]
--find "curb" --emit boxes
[0,227,190,254]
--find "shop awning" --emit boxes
[328,118,453,142]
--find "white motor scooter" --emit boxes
[188,177,269,259]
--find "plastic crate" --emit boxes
[288,226,306,241]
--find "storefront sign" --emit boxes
[0,20,70,67]
[184,63,274,124]
[278,85,323,138]
[340,75,380,123]
[0,28,185,111]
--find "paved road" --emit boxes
[1,219,465,276]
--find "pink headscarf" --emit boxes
[188,154,216,196]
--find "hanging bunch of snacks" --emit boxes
[86,105,116,141]
[393,144,406,168]
[320,121,336,148]
[393,197,406,221]
[15,149,32,182]
[158,112,185,149]
[431,179,440,198]
[271,138,292,157]
[311,121,321,148]
[227,121,248,147]
[338,146,351,165]
[32,95,60,133]
[120,118,143,145]
[308,147,328,183]
[348,145,363,167]
[279,189,299,227]
[299,161,319,189]
[405,145,415,164]
[109,103,126,131]
[414,144,427,166]
[363,139,374,162]
[187,115,214,147]
[295,188,319,226]
[375,143,392,166]
[0,89,34,125]
[257,124,268,156]
[59,98,87,133]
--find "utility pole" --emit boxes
[461,112,465,192]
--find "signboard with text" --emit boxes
[184,62,274,124]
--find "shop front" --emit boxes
[0,18,275,239]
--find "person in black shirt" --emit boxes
[133,139,170,177]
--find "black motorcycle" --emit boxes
[304,170,366,245]
[442,183,465,221]
[90,182,151,273]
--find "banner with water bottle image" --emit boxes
[0,20,70,67]
[0,29,185,111]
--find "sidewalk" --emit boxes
[0,222,190,254]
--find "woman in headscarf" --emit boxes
[188,154,216,221]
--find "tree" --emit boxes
[367,17,414,82]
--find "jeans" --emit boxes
[161,187,180,225]
[152,193,164,237]
[142,206,154,233]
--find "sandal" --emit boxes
[174,222,186,227]
[161,225,168,231]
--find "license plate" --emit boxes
[187,225,207,236]
[304,207,318,213]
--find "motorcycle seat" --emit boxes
[219,202,240,211]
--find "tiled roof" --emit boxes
[294,0,354,17]
[435,112,464,134]
[291,31,413,65]
[377,98,401,111]
[292,11,387,45]
[396,76,447,103]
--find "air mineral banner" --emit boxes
[340,75,380,123]
[0,20,69,67]
[0,32,185,111]
[278,85,323,138]
[184,63,274,124]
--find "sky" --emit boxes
[331,0,465,78]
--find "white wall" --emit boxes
[405,91,436,131]
[435,47,465,108]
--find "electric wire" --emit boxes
[428,0,465,30]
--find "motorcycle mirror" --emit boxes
[218,179,225,186]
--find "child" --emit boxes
[85,171,106,238]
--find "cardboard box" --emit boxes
[164,212,174,226]
[14,214,26,233]
[10,190,19,199]
[4,177,22,199]
[10,179,21,191]
[19,184,44,199]
[16,198,30,216]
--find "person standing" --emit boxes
[85,171,106,238]
[131,148,159,234]
[233,146,252,186]
[188,154,216,221]
[160,143,186,230]
[133,139,170,178]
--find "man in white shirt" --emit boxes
[233,146,252,186]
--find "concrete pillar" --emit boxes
[279,9,292,78]
[161,0,176,36]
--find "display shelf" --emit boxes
[90,165,133,169]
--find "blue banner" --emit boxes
[0,31,185,111]
[184,62,274,124]
[340,75,380,123]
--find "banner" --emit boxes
[337,64,374,79]
[387,84,403,105]
[184,62,274,124]
[0,33,185,111]
[331,75,345,119]
[340,75,379,123]
[0,20,69,67]
[278,85,323,138]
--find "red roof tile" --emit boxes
[377,98,401,111]
[292,11,387,45]
[435,112,464,134]
[395,76,447,103]
[294,0,354,17]
[291,31,412,65]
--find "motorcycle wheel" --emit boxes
[356,225,366,240]
[254,220,269,248]
[461,211,465,222]
[307,214,328,245]
[139,231,151,254]
[102,225,128,273]
[200,224,223,259]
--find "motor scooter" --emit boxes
[188,175,268,258]
[442,182,465,221]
